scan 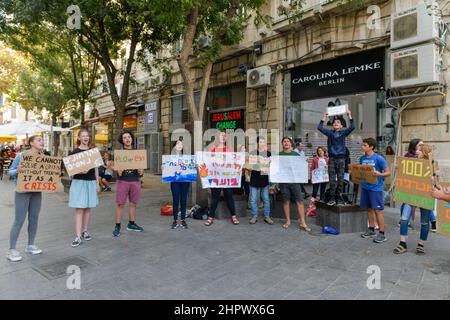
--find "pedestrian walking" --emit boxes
[69,129,100,247]
[6,135,46,262]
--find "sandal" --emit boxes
[393,244,407,254]
[204,217,214,226]
[416,243,425,255]
[282,222,290,229]
[231,215,240,225]
[299,224,311,232]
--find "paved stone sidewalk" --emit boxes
[0,176,449,300]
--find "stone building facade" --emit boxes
[88,0,450,177]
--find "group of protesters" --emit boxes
[4,109,450,262]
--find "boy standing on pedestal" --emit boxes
[318,110,355,206]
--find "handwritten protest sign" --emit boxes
[436,182,450,236]
[348,164,378,185]
[244,154,271,175]
[312,168,329,184]
[394,157,434,210]
[162,155,197,183]
[17,153,62,193]
[196,152,245,188]
[327,104,348,116]
[269,156,308,183]
[63,148,103,177]
[113,150,147,170]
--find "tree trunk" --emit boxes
[51,114,60,156]
[80,100,85,126]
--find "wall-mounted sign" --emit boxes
[147,112,154,124]
[290,47,385,102]
[210,109,245,130]
[145,101,158,112]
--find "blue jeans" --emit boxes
[170,182,190,221]
[249,186,270,218]
[400,203,432,241]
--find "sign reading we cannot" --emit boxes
[17,153,62,193]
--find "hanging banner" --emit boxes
[161,155,197,183]
[113,150,147,170]
[436,183,450,236]
[290,47,385,102]
[63,148,104,177]
[349,164,378,185]
[269,156,308,183]
[17,153,62,192]
[394,157,434,210]
[312,168,329,184]
[196,152,245,188]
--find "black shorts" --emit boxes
[279,183,304,202]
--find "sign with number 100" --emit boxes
[400,159,430,177]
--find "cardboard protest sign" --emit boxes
[348,164,378,185]
[312,168,329,184]
[113,150,147,170]
[162,155,197,183]
[17,153,62,193]
[436,182,450,236]
[269,156,308,183]
[196,152,245,188]
[394,157,434,210]
[244,154,271,175]
[63,148,104,177]
[327,104,348,116]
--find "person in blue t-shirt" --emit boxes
[359,138,391,244]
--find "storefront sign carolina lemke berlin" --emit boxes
[290,47,385,102]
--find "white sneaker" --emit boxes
[25,245,43,255]
[6,249,23,262]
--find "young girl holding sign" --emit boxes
[69,129,100,247]
[170,139,190,229]
[394,144,434,255]
[112,130,144,237]
[6,135,46,262]
[310,146,329,202]
[204,131,239,226]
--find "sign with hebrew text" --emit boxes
[63,148,103,177]
[436,182,450,236]
[349,164,378,185]
[196,152,245,188]
[394,157,434,210]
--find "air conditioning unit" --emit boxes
[390,43,441,88]
[390,2,440,50]
[247,66,272,88]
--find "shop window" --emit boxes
[171,92,200,124]
[207,84,246,111]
